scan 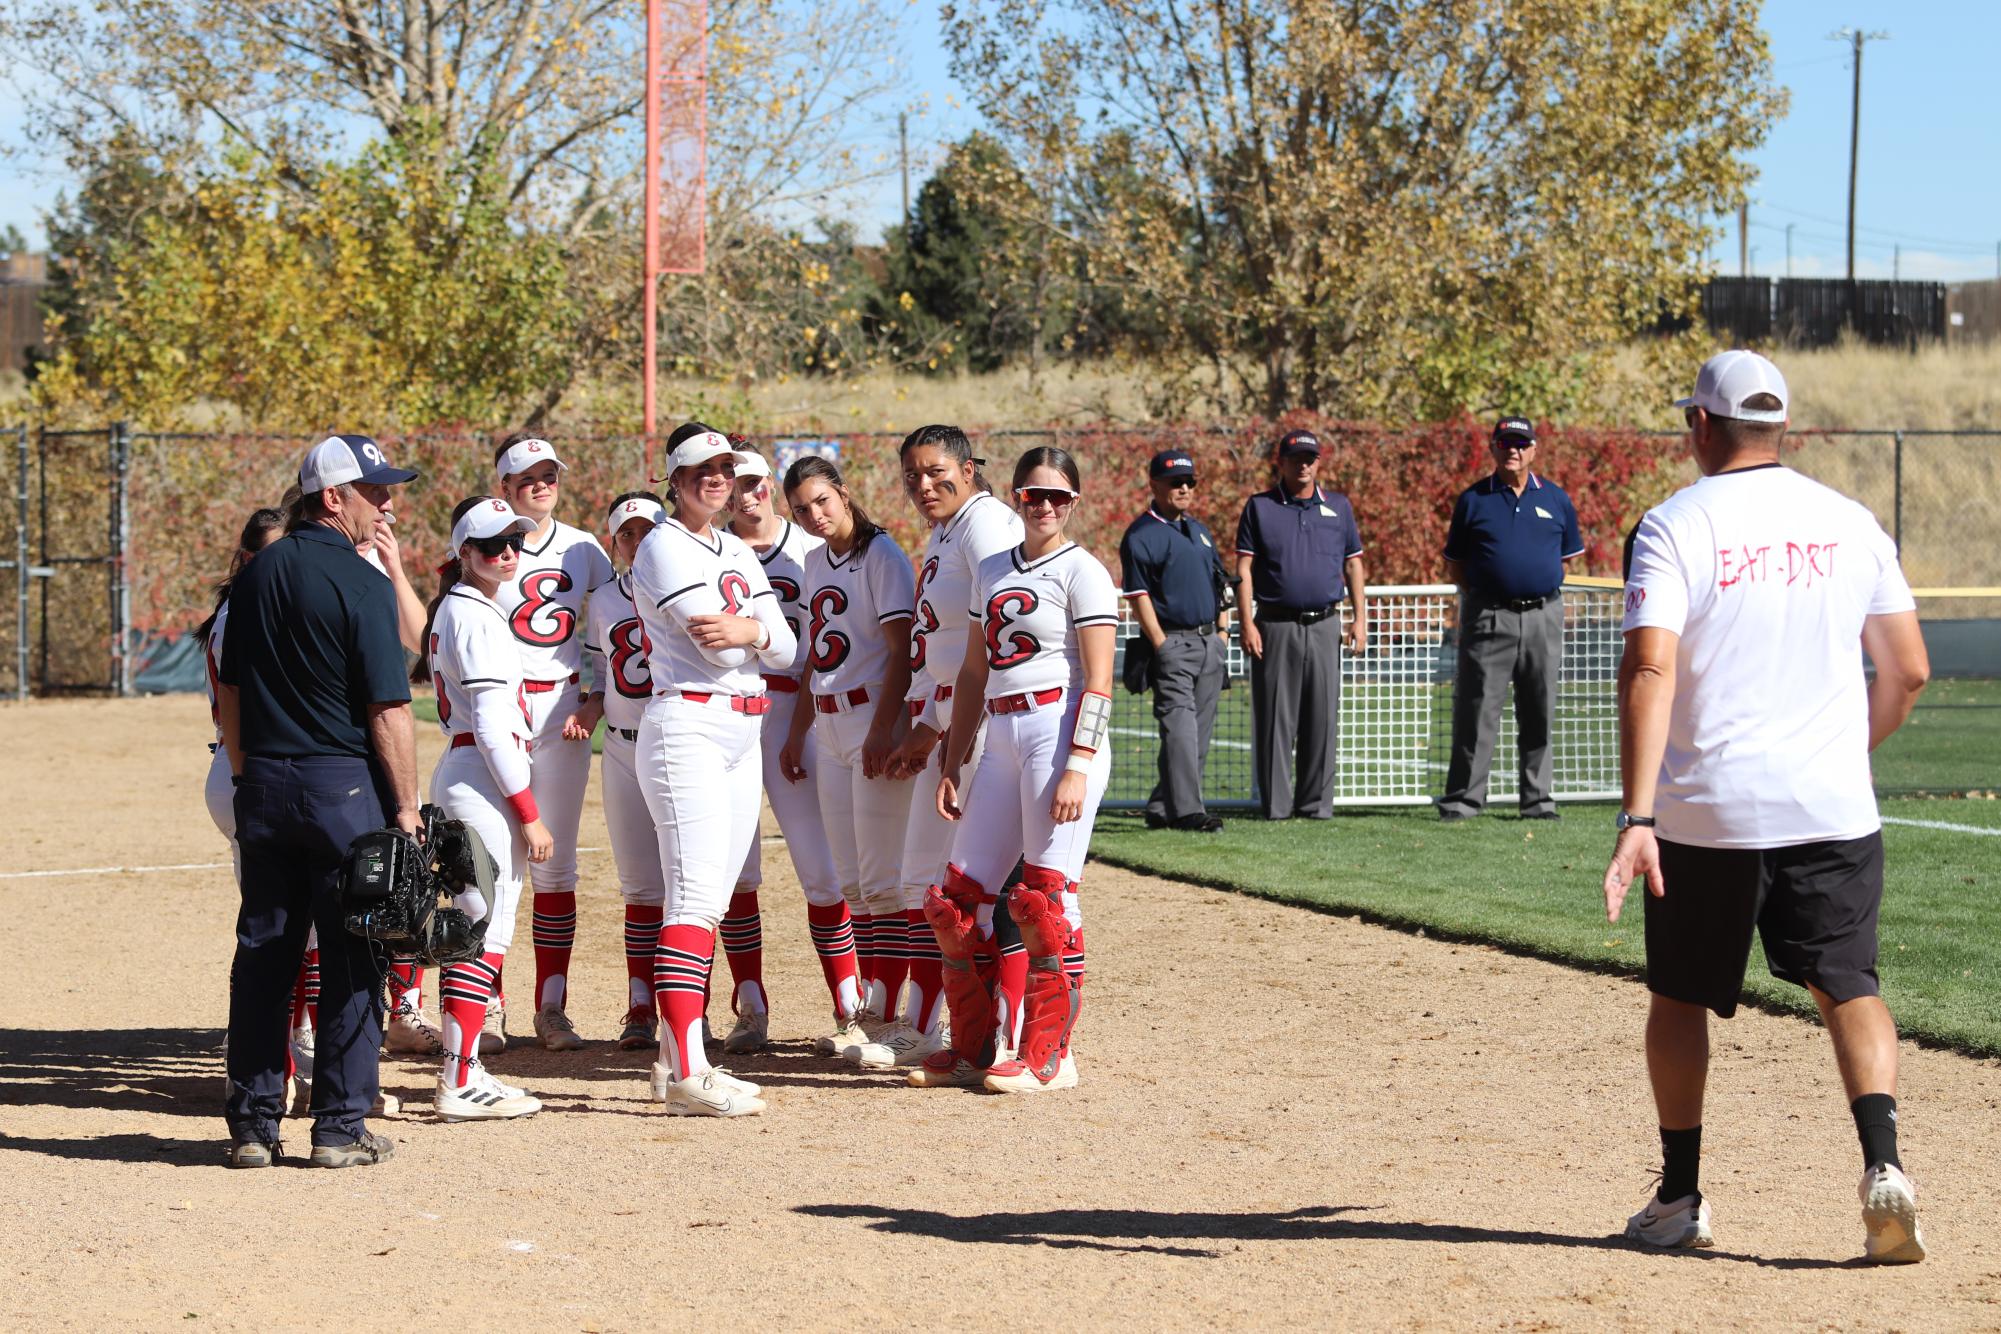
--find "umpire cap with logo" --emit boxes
[1149,448,1197,481]
[1492,416,1537,446]
[1276,429,1322,458]
[298,434,420,493]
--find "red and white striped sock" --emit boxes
[904,908,944,1033]
[720,890,767,1014]
[873,911,910,1023]
[996,940,1029,1053]
[805,901,862,1018]
[851,911,877,1005]
[387,960,424,1011]
[654,924,714,1080]
[624,904,663,1012]
[439,952,501,1088]
[532,890,577,1012]
[291,949,320,1033]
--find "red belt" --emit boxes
[678,690,771,716]
[762,674,800,694]
[523,673,579,695]
[906,698,925,719]
[934,684,953,701]
[987,687,1064,716]
[450,733,530,750]
[814,686,871,715]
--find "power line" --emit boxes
[1759,202,1993,254]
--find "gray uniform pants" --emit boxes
[1250,615,1341,819]
[1439,591,1563,817]
[1145,630,1227,822]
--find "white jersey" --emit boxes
[427,585,534,797]
[584,572,653,732]
[204,601,230,742]
[970,542,1120,699]
[630,516,788,696]
[1622,465,1916,848]
[749,520,822,678]
[493,518,615,684]
[910,491,1023,701]
[803,531,916,696]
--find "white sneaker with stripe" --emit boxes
[434,1064,542,1122]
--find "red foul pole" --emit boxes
[642,0,662,482]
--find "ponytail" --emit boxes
[411,496,488,683]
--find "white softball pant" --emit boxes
[204,745,240,880]
[638,694,763,932]
[948,692,1110,923]
[738,687,843,908]
[601,728,665,907]
[428,747,529,954]
[900,696,987,911]
[813,694,914,919]
[523,681,592,895]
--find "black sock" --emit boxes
[1852,1093,1902,1170]
[1659,1125,1702,1203]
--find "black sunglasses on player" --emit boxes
[469,533,526,558]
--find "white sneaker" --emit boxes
[478,998,507,1055]
[722,1007,770,1054]
[1859,1163,1926,1263]
[854,1022,944,1070]
[815,1013,870,1056]
[290,1026,316,1075]
[434,1065,542,1121]
[384,1003,445,1056]
[983,1051,1079,1094]
[533,1004,585,1052]
[658,1069,766,1118]
[1624,1192,1713,1249]
[651,1061,761,1101]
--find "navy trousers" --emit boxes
[225,755,388,1147]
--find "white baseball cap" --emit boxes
[605,495,667,535]
[495,437,568,478]
[1675,350,1790,423]
[450,497,535,552]
[298,434,419,493]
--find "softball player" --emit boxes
[423,496,557,1120]
[492,435,615,1052]
[913,446,1117,1094]
[779,455,916,1056]
[630,425,797,1117]
[723,452,864,1053]
[852,426,1024,1070]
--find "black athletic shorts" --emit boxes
[1643,832,1885,1018]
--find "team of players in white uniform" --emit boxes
[205,423,1117,1119]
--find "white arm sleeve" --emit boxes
[469,685,534,798]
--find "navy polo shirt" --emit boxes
[1234,486,1364,611]
[1442,473,1585,601]
[1119,504,1225,629]
[220,524,412,759]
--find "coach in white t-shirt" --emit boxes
[1602,350,1933,1264]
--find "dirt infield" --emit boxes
[4,695,2000,1330]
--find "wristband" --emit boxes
[1064,753,1093,775]
[505,788,541,825]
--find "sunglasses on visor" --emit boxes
[469,533,526,558]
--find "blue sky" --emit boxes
[4,0,1997,282]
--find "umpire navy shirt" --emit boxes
[1442,473,1585,601]
[219,524,411,759]
[1234,486,1364,611]
[1119,504,1225,629]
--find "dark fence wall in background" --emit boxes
[1696,277,1948,348]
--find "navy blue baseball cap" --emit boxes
[1149,449,1197,481]
[1492,416,1537,445]
[1276,429,1322,458]
[298,434,420,492]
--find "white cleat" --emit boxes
[651,1061,760,1101]
[722,1007,770,1054]
[983,1051,1080,1094]
[478,998,507,1055]
[533,1004,586,1052]
[854,1022,945,1070]
[1624,1192,1714,1249]
[434,1065,542,1122]
[1859,1163,1927,1264]
[657,1069,766,1118]
[384,1003,446,1056]
[815,1014,870,1057]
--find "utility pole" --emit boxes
[1738,201,1748,277]
[1786,223,1795,278]
[1893,244,1900,282]
[899,112,910,227]
[1829,27,1889,287]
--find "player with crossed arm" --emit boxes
[856,425,1023,1070]
[913,446,1117,1093]
[490,435,615,1053]
[422,497,556,1120]
[630,424,797,1117]
[722,450,865,1053]
[780,455,917,1059]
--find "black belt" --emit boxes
[1162,621,1218,636]
[610,726,638,741]
[1257,605,1336,624]
[1480,591,1559,612]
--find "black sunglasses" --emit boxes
[469,533,525,558]
[1164,477,1197,489]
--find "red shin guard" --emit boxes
[1007,865,1082,1082]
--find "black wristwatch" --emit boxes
[1615,811,1657,832]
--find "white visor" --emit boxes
[495,438,568,479]
[663,430,737,477]
[605,496,667,536]
[731,450,772,482]
[1674,349,1790,424]
[451,497,536,552]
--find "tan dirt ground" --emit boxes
[2,695,1999,1331]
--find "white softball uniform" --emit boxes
[494,518,615,896]
[901,493,1023,904]
[948,543,1120,917]
[737,522,842,907]
[426,586,538,953]
[586,573,665,907]
[804,534,916,915]
[202,603,239,873]
[630,518,798,929]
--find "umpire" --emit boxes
[1437,416,1584,821]
[218,435,419,1168]
[1120,449,1229,833]
[1234,429,1367,821]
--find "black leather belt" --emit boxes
[1258,605,1336,624]
[611,726,638,741]
[1163,621,1218,635]
[1489,591,1559,612]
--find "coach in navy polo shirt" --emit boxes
[1437,415,1584,822]
[1120,449,1231,832]
[1234,429,1368,820]
[218,434,419,1168]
